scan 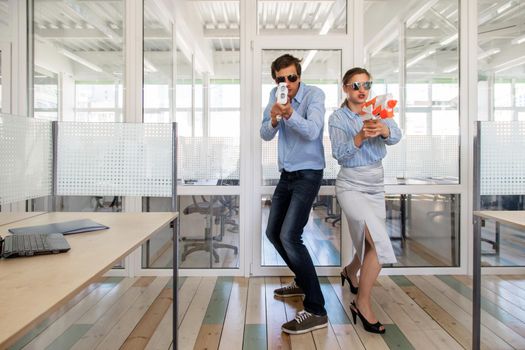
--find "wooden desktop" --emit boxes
[0,211,178,348]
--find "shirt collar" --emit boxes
[292,82,305,104]
[343,105,360,118]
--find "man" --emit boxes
[260,54,327,334]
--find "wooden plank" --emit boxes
[498,275,525,293]
[331,325,365,350]
[374,276,459,349]
[44,324,92,350]
[70,277,163,350]
[400,284,471,349]
[76,278,138,324]
[22,279,123,350]
[242,324,266,350]
[408,275,511,350]
[132,276,156,288]
[203,277,234,325]
[312,324,342,350]
[177,277,202,327]
[139,276,186,349]
[411,275,513,349]
[379,276,444,331]
[245,278,266,325]
[243,277,267,350]
[381,324,415,350]
[194,277,234,350]
[144,304,173,350]
[94,276,170,350]
[482,275,525,311]
[219,277,248,350]
[178,277,217,350]
[264,277,290,350]
[193,324,223,350]
[436,275,525,339]
[327,277,389,350]
[120,287,173,349]
[453,275,525,324]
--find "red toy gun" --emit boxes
[359,94,397,120]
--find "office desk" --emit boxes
[471,210,525,350]
[0,211,178,349]
[0,212,45,226]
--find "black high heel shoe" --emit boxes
[350,301,385,334]
[340,267,358,294]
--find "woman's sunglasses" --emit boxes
[276,74,299,83]
[346,81,373,91]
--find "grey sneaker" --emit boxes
[281,310,328,334]
[274,281,305,298]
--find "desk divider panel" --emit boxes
[178,136,239,184]
[0,114,53,205]
[479,121,525,195]
[56,122,173,197]
[383,135,460,183]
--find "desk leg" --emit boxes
[401,194,406,242]
[473,217,481,350]
[173,217,178,350]
[495,222,500,255]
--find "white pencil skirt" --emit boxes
[335,162,397,265]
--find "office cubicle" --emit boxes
[0,113,178,271]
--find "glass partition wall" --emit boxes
[31,0,126,215]
[477,0,525,268]
[22,0,478,274]
[364,0,461,268]
[144,1,242,270]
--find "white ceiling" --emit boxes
[1,0,524,80]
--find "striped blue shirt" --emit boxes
[260,83,325,172]
[328,106,402,168]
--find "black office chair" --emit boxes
[181,195,238,263]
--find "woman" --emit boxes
[328,67,401,334]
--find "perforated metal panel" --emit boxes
[383,135,459,183]
[261,136,339,183]
[178,136,239,184]
[56,122,173,197]
[262,138,279,183]
[263,133,459,185]
[480,121,525,195]
[0,114,53,205]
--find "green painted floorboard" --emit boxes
[243,324,267,350]
[203,276,233,325]
[45,324,92,350]
[382,324,415,350]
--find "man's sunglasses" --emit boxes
[276,74,299,83]
[346,81,373,91]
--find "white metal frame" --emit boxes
[0,42,11,114]
[249,0,470,277]
[250,0,354,276]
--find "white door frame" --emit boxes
[250,37,353,277]
[0,41,12,114]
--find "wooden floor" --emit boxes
[10,274,525,350]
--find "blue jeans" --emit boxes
[265,169,326,316]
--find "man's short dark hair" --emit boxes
[271,54,302,80]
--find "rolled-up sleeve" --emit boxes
[285,89,325,141]
[260,89,279,141]
[381,118,402,145]
[328,114,359,163]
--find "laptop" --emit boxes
[0,233,71,258]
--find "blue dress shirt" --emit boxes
[260,83,326,172]
[328,106,402,168]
